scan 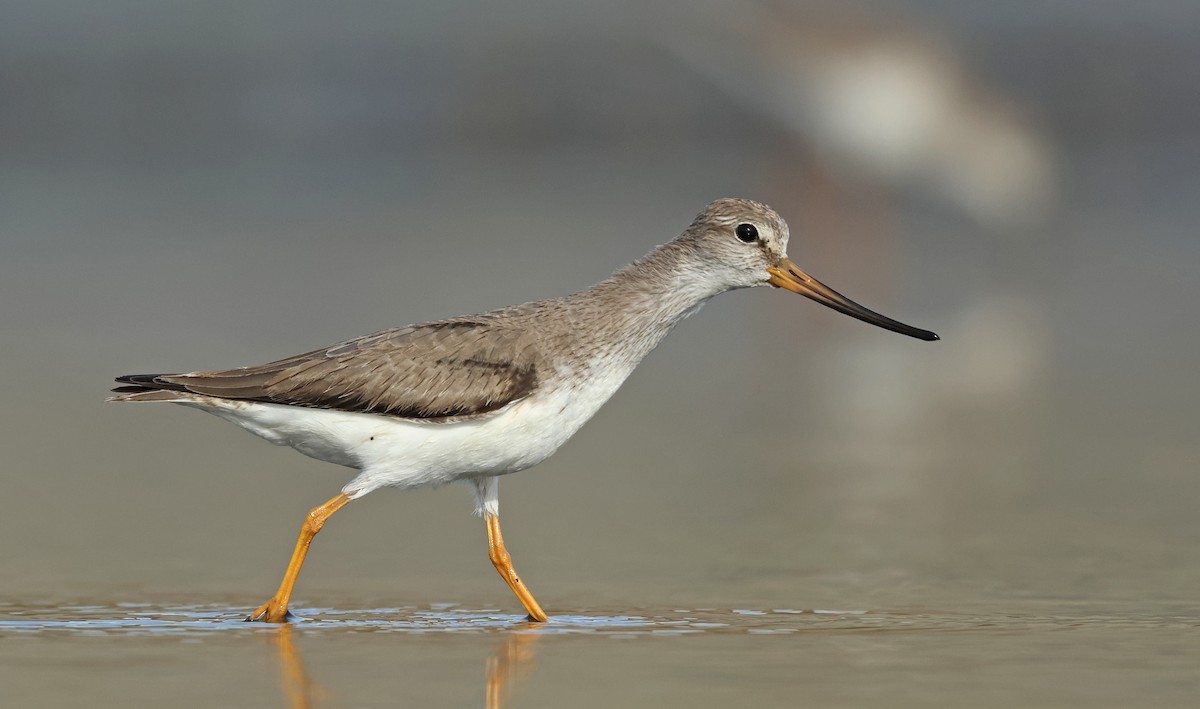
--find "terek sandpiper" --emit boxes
[110,198,937,622]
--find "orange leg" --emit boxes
[485,513,548,622]
[247,493,351,623]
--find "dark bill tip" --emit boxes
[767,260,939,342]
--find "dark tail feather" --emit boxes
[111,373,189,395]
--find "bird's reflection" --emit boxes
[271,625,327,709]
[269,619,542,709]
[486,625,542,709]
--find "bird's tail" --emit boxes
[108,373,196,403]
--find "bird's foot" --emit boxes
[245,598,295,623]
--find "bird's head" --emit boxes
[685,198,939,341]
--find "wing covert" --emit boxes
[151,320,541,419]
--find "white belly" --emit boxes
[179,358,635,498]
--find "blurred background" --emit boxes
[2,0,1199,706]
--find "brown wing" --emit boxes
[115,319,541,419]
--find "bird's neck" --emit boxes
[567,240,727,363]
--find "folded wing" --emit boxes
[113,319,541,420]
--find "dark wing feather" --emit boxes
[115,319,541,419]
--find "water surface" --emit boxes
[3,600,1197,708]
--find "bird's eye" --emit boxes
[735,223,759,243]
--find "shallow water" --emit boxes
[4,600,1198,708]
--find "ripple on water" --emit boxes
[0,602,1196,637]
